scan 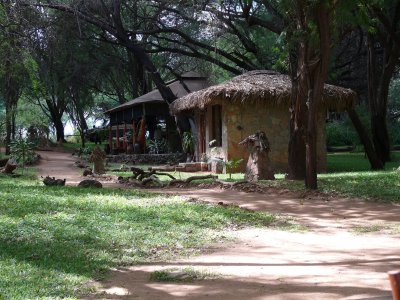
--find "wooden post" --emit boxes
[132,119,136,145]
[108,125,113,151]
[388,270,400,300]
[116,124,120,149]
[123,123,127,151]
[137,116,146,153]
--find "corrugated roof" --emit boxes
[105,72,210,114]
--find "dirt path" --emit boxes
[36,150,119,187]
[93,189,400,300]
[37,151,399,299]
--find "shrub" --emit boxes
[147,138,168,154]
[326,121,358,147]
[182,132,196,154]
[9,139,36,173]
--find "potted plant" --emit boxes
[182,131,196,162]
[125,131,134,154]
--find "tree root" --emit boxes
[215,179,248,189]
[168,174,217,186]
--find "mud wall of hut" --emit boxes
[198,102,327,173]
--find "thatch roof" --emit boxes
[170,70,356,114]
[105,71,210,114]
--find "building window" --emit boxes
[211,105,222,147]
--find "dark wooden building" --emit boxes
[105,72,210,154]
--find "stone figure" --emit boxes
[90,146,106,174]
[239,131,275,182]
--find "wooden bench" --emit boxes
[388,270,400,300]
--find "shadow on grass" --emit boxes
[0,180,278,298]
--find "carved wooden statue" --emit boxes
[239,131,275,182]
[90,146,106,175]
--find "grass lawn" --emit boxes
[0,173,285,299]
[260,151,400,202]
[323,151,400,201]
[327,151,400,172]
[263,170,400,202]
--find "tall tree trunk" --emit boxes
[45,97,66,143]
[11,109,16,139]
[80,129,86,148]
[79,119,88,148]
[305,88,318,189]
[53,118,65,143]
[4,84,19,155]
[5,104,12,155]
[367,35,395,164]
[3,52,20,155]
[347,108,383,169]
[304,3,331,190]
[287,51,308,180]
[287,1,331,190]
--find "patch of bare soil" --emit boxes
[36,151,121,188]
[37,151,398,299]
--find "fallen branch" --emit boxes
[138,169,155,181]
[131,167,146,179]
[168,174,217,186]
[185,174,218,183]
[141,175,164,187]
[152,172,176,180]
[131,167,177,181]
[215,180,248,188]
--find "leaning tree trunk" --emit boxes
[371,113,390,163]
[367,34,395,164]
[111,1,191,134]
[370,59,395,164]
[347,108,383,169]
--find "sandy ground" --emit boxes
[37,151,399,300]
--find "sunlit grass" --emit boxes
[353,222,400,234]
[327,151,400,172]
[0,173,284,299]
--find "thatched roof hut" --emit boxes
[170,70,356,114]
